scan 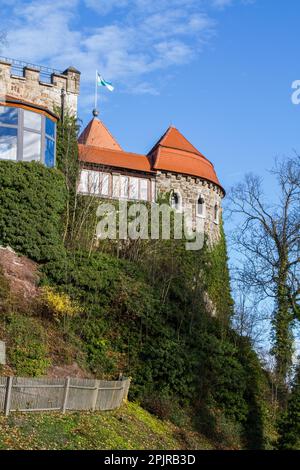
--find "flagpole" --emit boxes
[94,70,98,116]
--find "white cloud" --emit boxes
[1,0,253,98]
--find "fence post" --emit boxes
[123,377,131,402]
[62,377,70,414]
[4,376,13,417]
[92,379,99,411]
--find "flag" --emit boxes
[97,73,114,92]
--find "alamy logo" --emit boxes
[291,80,300,105]
[96,200,205,251]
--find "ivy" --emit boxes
[0,161,66,262]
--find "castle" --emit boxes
[0,58,224,243]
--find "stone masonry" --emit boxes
[156,171,223,245]
[0,59,80,116]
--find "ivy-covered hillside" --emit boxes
[0,119,277,450]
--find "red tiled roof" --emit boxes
[78,118,122,150]
[78,119,224,192]
[79,144,154,173]
[148,126,203,157]
[150,126,222,189]
[153,147,221,186]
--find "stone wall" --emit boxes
[0,59,80,116]
[155,171,223,245]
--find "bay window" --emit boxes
[0,105,56,167]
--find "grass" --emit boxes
[0,402,214,450]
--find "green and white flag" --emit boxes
[97,73,114,92]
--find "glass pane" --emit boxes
[129,177,139,199]
[100,172,109,196]
[0,106,18,125]
[45,137,55,167]
[0,127,17,160]
[24,110,42,131]
[120,175,129,198]
[140,179,148,201]
[112,175,120,197]
[88,171,100,194]
[151,180,156,202]
[46,118,55,138]
[78,170,89,193]
[23,131,41,162]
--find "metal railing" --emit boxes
[0,56,64,83]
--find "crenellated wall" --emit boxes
[0,59,80,116]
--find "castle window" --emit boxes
[170,191,182,211]
[0,127,18,160]
[100,172,110,196]
[140,179,148,201]
[89,171,100,194]
[151,180,156,202]
[129,177,139,200]
[24,110,42,132]
[79,169,89,193]
[23,131,41,162]
[0,105,56,167]
[112,174,120,197]
[0,106,18,125]
[120,175,129,198]
[197,195,205,217]
[214,203,219,224]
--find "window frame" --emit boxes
[0,105,56,167]
[196,193,206,218]
[214,202,219,224]
[170,190,182,212]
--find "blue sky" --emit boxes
[0,0,299,350]
[0,0,299,203]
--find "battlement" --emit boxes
[0,57,80,116]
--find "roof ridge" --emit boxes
[79,143,147,159]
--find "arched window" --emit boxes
[170,191,181,211]
[197,195,205,217]
[214,203,219,224]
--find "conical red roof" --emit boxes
[149,126,222,189]
[78,118,122,151]
[78,121,224,193]
[149,126,203,156]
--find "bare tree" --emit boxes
[227,154,300,398]
[231,283,271,353]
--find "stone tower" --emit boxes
[0,57,80,167]
[0,58,80,115]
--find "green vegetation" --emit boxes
[0,121,280,449]
[277,364,300,449]
[5,315,51,377]
[0,402,214,450]
[0,161,66,262]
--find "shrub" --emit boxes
[39,286,82,323]
[0,161,66,262]
[6,315,51,376]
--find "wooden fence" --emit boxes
[0,376,131,416]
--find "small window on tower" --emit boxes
[214,203,219,224]
[171,191,181,211]
[197,195,205,217]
